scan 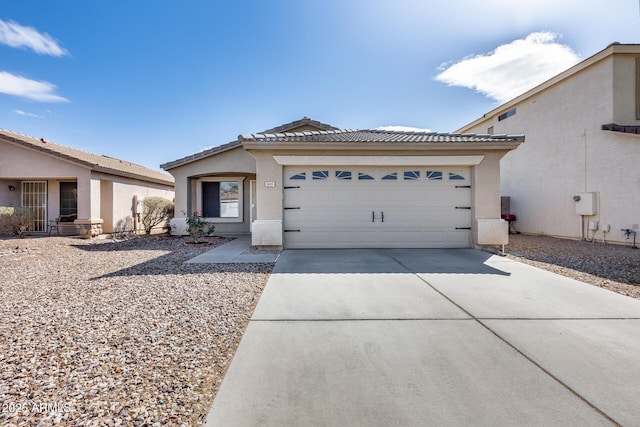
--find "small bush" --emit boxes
[0,206,32,237]
[141,197,174,235]
[185,211,215,243]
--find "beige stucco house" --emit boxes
[0,129,174,236]
[162,117,523,249]
[457,43,640,245]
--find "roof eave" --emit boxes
[456,43,637,133]
[160,141,241,171]
[241,140,523,151]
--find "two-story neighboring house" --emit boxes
[457,43,640,245]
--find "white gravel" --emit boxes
[0,235,272,426]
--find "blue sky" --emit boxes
[1,1,639,171]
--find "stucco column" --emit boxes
[251,151,283,246]
[75,173,103,237]
[473,152,508,246]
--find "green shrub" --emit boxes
[141,197,174,235]
[0,206,32,237]
[185,211,215,243]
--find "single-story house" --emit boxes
[162,117,523,249]
[0,129,174,236]
[457,43,640,245]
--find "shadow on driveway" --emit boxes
[273,248,511,276]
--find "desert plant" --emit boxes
[0,206,31,237]
[185,211,215,243]
[141,197,174,235]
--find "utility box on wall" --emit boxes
[575,192,597,215]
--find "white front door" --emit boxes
[283,167,471,248]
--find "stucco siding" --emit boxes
[0,141,88,179]
[463,54,640,243]
[0,179,22,207]
[92,172,174,233]
[167,146,255,220]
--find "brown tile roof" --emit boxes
[239,129,525,144]
[160,140,242,171]
[259,116,340,134]
[0,129,174,186]
[161,116,341,170]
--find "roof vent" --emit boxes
[40,138,47,143]
[608,41,621,47]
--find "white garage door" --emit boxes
[283,167,472,248]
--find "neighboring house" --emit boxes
[0,129,174,236]
[162,117,523,249]
[457,43,640,245]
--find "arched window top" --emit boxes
[312,170,329,180]
[426,171,443,180]
[403,170,420,180]
[336,170,352,180]
[290,172,306,180]
[358,172,374,180]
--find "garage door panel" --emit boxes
[283,167,472,248]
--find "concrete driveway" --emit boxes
[205,249,640,426]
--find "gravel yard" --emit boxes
[0,235,272,426]
[1,233,638,426]
[504,234,640,299]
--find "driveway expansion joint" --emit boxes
[383,250,622,426]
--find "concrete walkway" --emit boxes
[204,248,640,426]
[185,236,280,264]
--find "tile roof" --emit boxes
[239,129,525,144]
[161,116,340,170]
[259,116,340,134]
[160,140,241,171]
[0,129,174,186]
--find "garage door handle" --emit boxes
[372,211,375,222]
[455,227,471,230]
[455,206,471,210]
[381,211,384,222]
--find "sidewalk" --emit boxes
[185,236,280,264]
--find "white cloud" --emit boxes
[435,32,581,103]
[376,125,433,132]
[0,71,69,103]
[0,19,68,56]
[15,109,43,118]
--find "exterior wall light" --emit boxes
[8,185,15,191]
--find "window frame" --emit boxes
[59,181,78,217]
[195,176,245,223]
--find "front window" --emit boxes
[200,179,243,220]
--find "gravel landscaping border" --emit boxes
[0,235,272,426]
[504,234,640,299]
